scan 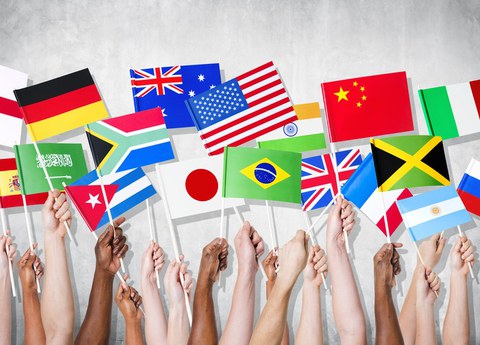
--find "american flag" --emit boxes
[186,61,297,155]
[301,149,363,211]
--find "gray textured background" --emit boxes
[1,0,480,343]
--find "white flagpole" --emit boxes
[265,200,279,251]
[21,194,41,293]
[308,192,339,231]
[303,211,328,290]
[146,199,161,289]
[31,141,74,243]
[156,166,192,325]
[379,191,392,243]
[0,208,17,297]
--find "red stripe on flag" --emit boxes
[0,158,17,171]
[458,189,480,217]
[376,189,412,236]
[102,108,165,133]
[247,88,286,109]
[0,192,47,208]
[240,70,278,90]
[469,80,480,119]
[21,84,102,124]
[340,151,359,170]
[208,116,295,156]
[236,61,275,81]
[200,97,291,140]
[243,78,282,100]
[203,106,295,149]
[0,97,22,118]
[303,187,328,211]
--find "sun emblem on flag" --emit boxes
[431,206,441,215]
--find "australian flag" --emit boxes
[130,63,222,129]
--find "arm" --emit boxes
[17,244,45,345]
[188,238,228,345]
[263,250,289,345]
[295,245,327,345]
[0,234,15,345]
[115,283,144,345]
[415,268,440,345]
[249,230,308,345]
[141,242,168,345]
[220,221,264,345]
[399,234,446,345]
[326,197,366,345]
[40,190,75,345]
[75,217,129,345]
[165,257,194,345]
[373,243,404,345]
[442,236,474,345]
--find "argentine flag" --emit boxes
[396,185,471,242]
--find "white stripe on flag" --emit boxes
[0,115,23,147]
[257,117,324,142]
[361,189,404,224]
[99,122,167,136]
[465,158,480,180]
[108,176,152,208]
[447,83,480,136]
[243,79,283,103]
[0,66,28,100]
[401,197,465,228]
[238,64,276,86]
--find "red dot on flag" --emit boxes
[185,169,218,202]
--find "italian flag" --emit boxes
[419,80,480,140]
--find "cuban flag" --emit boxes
[130,63,222,129]
[66,168,156,230]
[301,149,362,211]
[457,158,480,217]
[342,154,412,237]
[397,185,471,242]
[185,61,298,156]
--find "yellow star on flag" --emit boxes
[353,81,358,87]
[361,95,367,101]
[360,86,365,92]
[356,102,362,108]
[334,87,349,102]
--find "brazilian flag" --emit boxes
[370,135,450,191]
[223,147,301,203]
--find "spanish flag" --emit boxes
[14,69,109,141]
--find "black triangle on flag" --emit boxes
[86,131,114,168]
[421,140,450,181]
[370,143,406,187]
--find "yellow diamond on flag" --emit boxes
[240,158,290,190]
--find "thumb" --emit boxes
[43,190,55,210]
[241,221,251,238]
[453,237,462,254]
[333,196,343,216]
[116,282,128,300]
[99,226,114,247]
[437,236,447,254]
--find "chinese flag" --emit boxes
[322,71,414,143]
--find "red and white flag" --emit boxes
[0,65,28,147]
[186,61,297,155]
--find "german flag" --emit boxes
[370,135,450,191]
[14,69,109,141]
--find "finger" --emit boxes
[437,236,447,253]
[454,237,463,254]
[153,247,164,261]
[116,244,129,259]
[341,203,353,219]
[116,282,128,300]
[43,191,55,211]
[251,230,262,246]
[98,226,113,246]
[461,239,472,253]
[113,216,126,228]
[343,221,355,234]
[255,240,265,257]
[462,246,474,260]
[113,237,127,255]
[59,210,72,223]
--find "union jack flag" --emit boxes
[301,149,362,211]
[131,66,183,97]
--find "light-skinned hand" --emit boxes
[41,189,72,238]
[141,241,165,286]
[304,244,328,287]
[326,196,355,251]
[451,236,475,276]
[418,233,446,269]
[416,267,440,305]
[276,230,309,290]
[164,256,193,305]
[0,233,16,275]
[234,221,264,274]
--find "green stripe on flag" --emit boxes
[258,133,326,152]
[418,87,459,139]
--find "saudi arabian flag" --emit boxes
[223,147,301,203]
[419,80,480,140]
[257,102,326,152]
[14,143,88,195]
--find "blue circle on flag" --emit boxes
[283,123,298,137]
[254,163,277,184]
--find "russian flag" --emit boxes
[397,185,471,242]
[341,154,412,237]
[457,158,480,217]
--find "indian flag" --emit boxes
[419,80,480,140]
[257,102,326,152]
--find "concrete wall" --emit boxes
[1,1,479,343]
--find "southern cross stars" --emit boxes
[198,74,205,82]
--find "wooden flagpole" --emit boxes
[0,208,17,297]
[146,199,161,289]
[21,193,41,293]
[156,165,192,325]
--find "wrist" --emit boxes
[94,267,115,281]
[237,266,257,280]
[302,280,320,293]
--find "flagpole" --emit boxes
[156,165,192,325]
[21,193,41,294]
[90,231,146,316]
[0,208,17,297]
[308,192,339,231]
[95,170,127,274]
[456,225,474,279]
[379,191,392,243]
[265,200,279,252]
[218,198,226,287]
[303,211,328,290]
[31,141,75,243]
[329,144,350,253]
[146,199,161,289]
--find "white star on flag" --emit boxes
[188,90,195,97]
[86,193,102,209]
[209,84,215,89]
[198,74,205,82]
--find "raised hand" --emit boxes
[17,244,43,290]
[95,217,128,276]
[115,282,143,322]
[276,230,309,290]
[450,236,474,276]
[41,190,72,238]
[418,233,447,269]
[198,238,228,284]
[304,244,327,288]
[0,233,16,275]
[165,256,193,305]
[374,243,403,288]
[141,241,165,286]
[234,221,264,274]
[417,268,440,304]
[326,196,356,251]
